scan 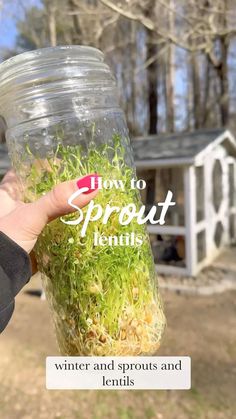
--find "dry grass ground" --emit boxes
[0,273,236,419]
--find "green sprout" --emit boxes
[25,133,165,356]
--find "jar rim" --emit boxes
[0,46,118,128]
[0,45,104,77]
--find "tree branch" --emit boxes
[99,0,216,53]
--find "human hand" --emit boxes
[0,170,22,217]
[0,170,98,254]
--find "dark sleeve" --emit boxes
[0,231,32,333]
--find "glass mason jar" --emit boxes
[0,46,165,356]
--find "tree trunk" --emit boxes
[165,43,175,132]
[144,0,158,134]
[147,31,158,134]
[47,2,57,47]
[68,0,82,44]
[216,38,229,126]
[207,0,230,126]
[165,0,175,132]
[127,21,137,135]
[202,55,210,127]
[191,52,201,129]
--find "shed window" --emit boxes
[195,166,205,222]
[149,234,186,267]
[197,230,206,262]
[229,214,235,240]
[229,163,235,208]
[214,221,224,248]
[155,167,185,226]
[212,159,223,213]
[146,177,155,205]
[137,169,155,205]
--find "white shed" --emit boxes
[132,128,236,276]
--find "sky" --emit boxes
[0,6,18,49]
[0,0,42,52]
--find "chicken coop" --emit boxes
[132,128,236,276]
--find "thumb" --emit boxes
[26,174,100,235]
[0,174,99,253]
[33,174,99,225]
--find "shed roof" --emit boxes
[132,128,236,166]
[0,143,10,175]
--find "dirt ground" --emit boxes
[0,274,236,419]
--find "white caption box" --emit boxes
[46,356,191,390]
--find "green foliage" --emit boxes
[26,134,165,355]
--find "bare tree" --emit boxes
[165,0,175,132]
[99,0,236,129]
[45,0,57,47]
[2,0,236,134]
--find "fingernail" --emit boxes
[76,173,100,194]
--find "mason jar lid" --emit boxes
[0,46,119,128]
[0,45,114,90]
